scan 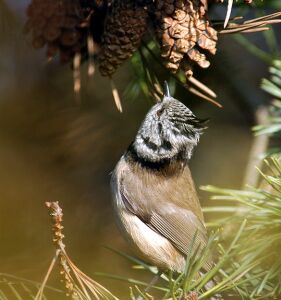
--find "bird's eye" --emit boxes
[157,108,164,117]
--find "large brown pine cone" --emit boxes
[154,0,218,77]
[98,0,149,77]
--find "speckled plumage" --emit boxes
[132,93,205,164]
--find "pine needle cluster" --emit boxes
[201,60,281,299]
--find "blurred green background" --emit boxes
[0,1,279,298]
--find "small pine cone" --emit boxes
[99,0,149,77]
[25,0,102,64]
[154,0,217,74]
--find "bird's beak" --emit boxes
[162,81,171,103]
[164,81,170,98]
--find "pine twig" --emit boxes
[218,12,281,34]
[35,201,119,300]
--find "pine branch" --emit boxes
[202,157,281,298]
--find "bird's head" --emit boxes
[131,82,207,164]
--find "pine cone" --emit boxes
[99,0,149,77]
[25,0,103,63]
[154,0,217,77]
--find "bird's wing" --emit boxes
[121,188,206,256]
[119,163,207,257]
[149,206,207,255]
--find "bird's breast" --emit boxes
[110,158,186,272]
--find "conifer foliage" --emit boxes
[25,0,280,102]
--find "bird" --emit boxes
[110,82,208,274]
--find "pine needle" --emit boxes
[224,0,234,28]
[185,76,222,108]
[34,251,60,300]
[110,80,123,113]
[188,87,223,108]
[187,76,217,98]
[219,12,281,34]
[87,35,95,76]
